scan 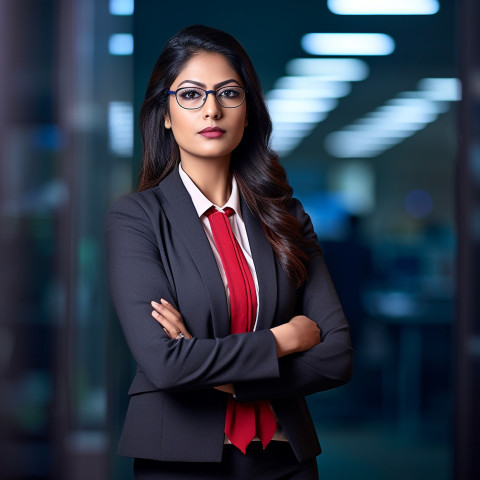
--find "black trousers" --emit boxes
[133,441,319,480]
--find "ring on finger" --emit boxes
[176,332,185,339]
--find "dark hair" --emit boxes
[138,24,319,288]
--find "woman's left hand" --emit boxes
[151,299,193,340]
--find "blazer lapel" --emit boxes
[241,198,278,331]
[157,169,231,337]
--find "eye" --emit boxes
[218,87,242,98]
[178,88,203,101]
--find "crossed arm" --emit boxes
[150,298,323,394]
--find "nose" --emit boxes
[202,91,222,119]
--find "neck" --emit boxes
[181,157,232,207]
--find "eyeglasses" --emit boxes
[166,86,247,110]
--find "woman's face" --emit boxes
[164,52,248,165]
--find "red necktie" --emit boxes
[206,206,277,454]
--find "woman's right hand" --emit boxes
[270,315,322,358]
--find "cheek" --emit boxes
[169,112,194,138]
[233,110,248,139]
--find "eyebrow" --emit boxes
[176,78,242,89]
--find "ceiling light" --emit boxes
[108,102,134,156]
[267,98,338,114]
[286,58,369,81]
[109,0,134,15]
[109,34,134,55]
[272,122,315,132]
[417,78,462,101]
[269,111,327,124]
[327,0,439,15]
[302,33,395,56]
[273,77,352,97]
[268,88,346,100]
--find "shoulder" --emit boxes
[104,182,173,242]
[105,188,161,224]
[105,169,185,236]
[106,169,178,221]
[288,197,311,227]
[288,197,321,255]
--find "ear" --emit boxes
[164,113,172,129]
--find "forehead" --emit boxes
[171,52,242,88]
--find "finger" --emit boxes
[151,301,182,325]
[151,310,192,340]
[163,327,172,339]
[159,298,181,316]
[151,301,192,339]
[151,310,182,338]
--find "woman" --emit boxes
[106,24,353,479]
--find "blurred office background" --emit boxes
[1,0,479,479]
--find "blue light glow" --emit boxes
[405,190,433,218]
[108,102,134,156]
[287,58,369,81]
[268,88,344,100]
[269,111,327,124]
[325,131,401,158]
[110,0,134,15]
[417,78,462,101]
[272,122,316,132]
[327,0,439,15]
[325,78,457,158]
[302,33,395,56]
[274,77,352,98]
[108,34,134,55]
[332,161,376,214]
[267,98,338,114]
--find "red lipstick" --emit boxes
[198,126,225,138]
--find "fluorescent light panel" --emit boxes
[108,102,134,156]
[272,130,310,139]
[109,34,134,55]
[327,0,439,15]
[273,77,352,98]
[286,58,369,81]
[271,137,302,151]
[268,88,346,100]
[272,122,315,132]
[386,97,444,111]
[268,98,338,114]
[325,78,458,158]
[109,0,134,15]
[269,55,369,156]
[349,119,427,133]
[418,77,462,101]
[302,33,395,56]
[269,111,327,124]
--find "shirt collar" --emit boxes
[178,163,242,219]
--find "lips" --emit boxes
[198,126,226,138]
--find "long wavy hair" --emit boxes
[138,25,319,288]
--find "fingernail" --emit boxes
[160,298,169,305]
[151,301,159,306]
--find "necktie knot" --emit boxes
[205,206,235,218]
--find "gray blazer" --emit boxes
[105,167,353,463]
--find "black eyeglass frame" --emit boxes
[166,86,247,110]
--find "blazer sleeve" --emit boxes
[105,194,280,392]
[233,199,354,401]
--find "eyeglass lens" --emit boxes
[175,86,245,109]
